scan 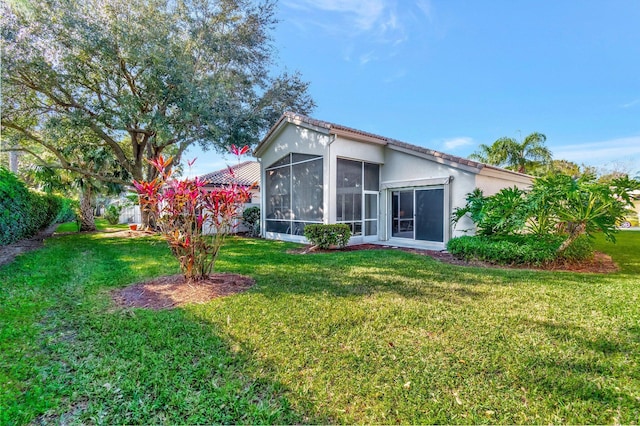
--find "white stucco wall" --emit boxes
[259,124,331,167]
[475,168,532,196]
[380,147,479,240]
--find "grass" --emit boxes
[1,227,639,424]
[54,218,128,233]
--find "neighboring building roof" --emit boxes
[256,112,531,181]
[200,161,260,188]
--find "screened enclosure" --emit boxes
[264,154,323,235]
[336,159,379,238]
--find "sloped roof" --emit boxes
[256,112,531,179]
[200,161,260,187]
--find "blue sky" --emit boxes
[185,0,640,177]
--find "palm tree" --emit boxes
[469,132,552,174]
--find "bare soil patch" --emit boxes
[0,224,58,267]
[289,243,618,274]
[101,229,157,238]
[112,273,255,310]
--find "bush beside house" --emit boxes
[448,173,638,266]
[0,167,74,245]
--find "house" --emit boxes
[200,160,261,204]
[199,160,261,234]
[254,112,532,249]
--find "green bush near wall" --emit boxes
[447,234,597,266]
[304,224,352,249]
[0,167,73,245]
[447,235,562,266]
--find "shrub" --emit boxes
[104,204,123,225]
[0,167,69,245]
[55,198,78,223]
[133,148,254,282]
[557,234,594,262]
[242,206,260,237]
[452,187,528,236]
[447,235,562,266]
[303,224,351,249]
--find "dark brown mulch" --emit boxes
[112,273,255,310]
[288,243,619,274]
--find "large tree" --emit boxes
[1,0,315,225]
[469,132,552,174]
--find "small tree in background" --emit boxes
[469,132,552,174]
[133,146,255,282]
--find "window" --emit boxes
[336,159,379,237]
[265,154,323,235]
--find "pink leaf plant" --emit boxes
[132,147,255,282]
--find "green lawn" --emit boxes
[1,228,639,424]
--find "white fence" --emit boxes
[119,205,142,224]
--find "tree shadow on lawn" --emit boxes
[515,318,640,422]
[218,240,623,303]
[38,306,313,424]
[2,234,317,425]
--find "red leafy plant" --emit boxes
[133,146,255,282]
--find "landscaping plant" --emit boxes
[242,206,261,237]
[0,166,69,245]
[450,173,639,264]
[133,146,255,282]
[103,204,123,225]
[303,224,352,249]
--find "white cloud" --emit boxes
[287,0,385,31]
[415,0,433,20]
[282,0,431,46]
[621,98,640,108]
[359,51,376,65]
[552,136,640,168]
[443,137,474,150]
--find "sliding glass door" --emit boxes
[391,187,444,243]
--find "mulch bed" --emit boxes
[112,273,255,310]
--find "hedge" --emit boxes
[446,235,562,266]
[446,234,595,266]
[0,167,74,245]
[303,224,351,249]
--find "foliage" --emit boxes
[2,231,640,424]
[241,206,261,237]
[104,204,123,225]
[303,224,352,249]
[1,0,314,189]
[557,234,594,262]
[55,197,78,224]
[133,148,254,281]
[469,132,552,174]
[0,166,69,245]
[446,235,561,265]
[451,187,528,236]
[453,174,639,257]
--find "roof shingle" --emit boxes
[200,161,260,187]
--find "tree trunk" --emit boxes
[79,185,97,231]
[9,149,19,173]
[139,203,158,231]
[557,222,586,253]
